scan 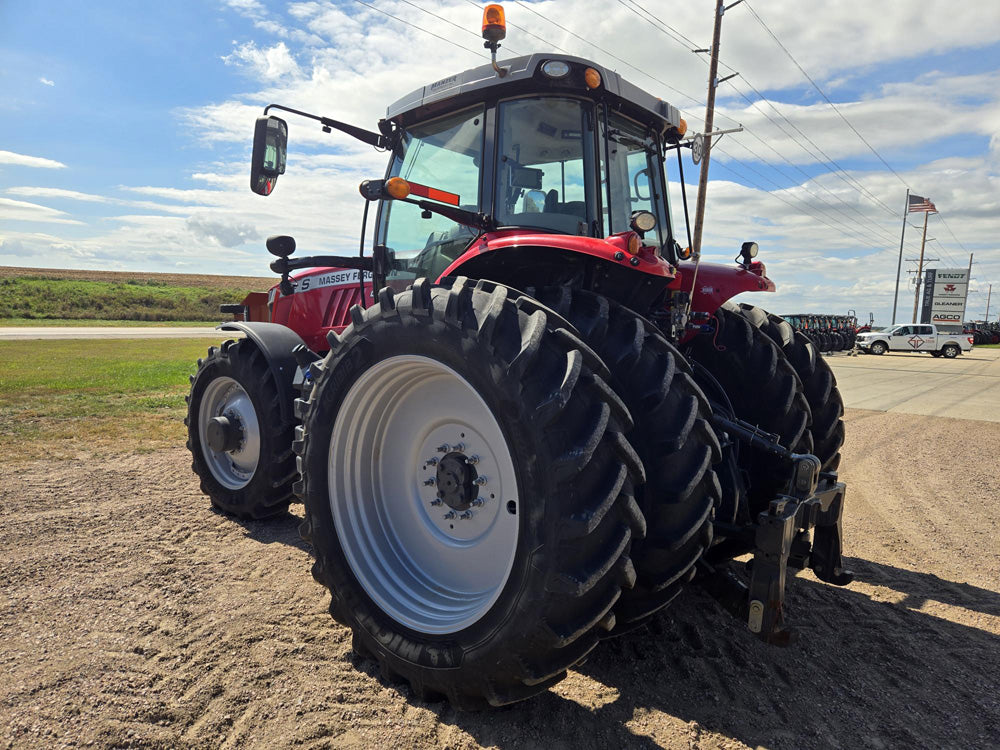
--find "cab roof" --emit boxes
[385,53,683,137]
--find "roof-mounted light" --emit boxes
[676,118,688,137]
[482,4,506,42]
[584,67,601,89]
[541,60,570,79]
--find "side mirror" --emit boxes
[266,235,295,258]
[250,116,288,196]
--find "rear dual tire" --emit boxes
[529,287,721,633]
[295,278,645,708]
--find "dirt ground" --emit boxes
[2,408,999,749]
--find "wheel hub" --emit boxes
[206,415,243,453]
[436,451,477,510]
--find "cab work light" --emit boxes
[584,67,601,89]
[541,60,570,78]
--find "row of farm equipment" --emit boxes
[970,322,1000,345]
[781,314,858,353]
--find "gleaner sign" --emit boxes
[921,268,970,331]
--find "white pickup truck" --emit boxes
[856,323,974,358]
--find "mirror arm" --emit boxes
[398,197,496,232]
[263,104,389,149]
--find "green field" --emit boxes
[0,276,256,322]
[0,317,219,327]
[0,337,233,459]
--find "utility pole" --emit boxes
[911,210,930,323]
[891,189,909,325]
[691,0,739,257]
[986,284,992,322]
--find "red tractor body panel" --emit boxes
[250,267,370,353]
[675,260,775,314]
[236,246,773,354]
[440,229,677,280]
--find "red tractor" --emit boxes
[186,7,849,710]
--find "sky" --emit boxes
[2,0,999,324]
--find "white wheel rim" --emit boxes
[328,355,519,635]
[198,376,261,490]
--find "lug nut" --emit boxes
[474,476,488,485]
[460,511,474,520]
[424,457,438,466]
[430,499,443,506]
[465,455,480,465]
[443,510,457,520]
[423,478,435,486]
[471,497,485,507]
[436,443,451,453]
[453,442,465,453]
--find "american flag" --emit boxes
[908,194,937,213]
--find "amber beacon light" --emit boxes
[482,4,506,42]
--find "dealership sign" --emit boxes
[921,268,969,330]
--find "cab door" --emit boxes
[892,325,914,350]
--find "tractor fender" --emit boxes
[218,322,311,424]
[440,229,677,280]
[673,260,776,315]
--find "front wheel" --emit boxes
[186,338,297,519]
[870,341,888,355]
[942,344,960,358]
[295,278,644,709]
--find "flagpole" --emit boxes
[891,189,909,325]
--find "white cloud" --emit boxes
[39,77,54,87]
[0,197,82,225]
[222,40,301,81]
[0,150,67,169]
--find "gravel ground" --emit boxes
[2,408,999,749]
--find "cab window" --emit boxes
[382,106,485,283]
[603,112,667,244]
[494,97,595,235]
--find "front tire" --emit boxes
[186,338,297,519]
[295,278,644,708]
[870,340,888,355]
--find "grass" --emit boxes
[0,337,236,461]
[0,318,220,327]
[0,277,261,322]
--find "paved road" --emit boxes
[0,326,241,340]
[827,347,1000,422]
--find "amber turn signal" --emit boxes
[386,177,411,200]
[584,67,601,89]
[482,4,506,42]
[627,233,640,255]
[676,118,688,137]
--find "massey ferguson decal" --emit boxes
[294,268,373,293]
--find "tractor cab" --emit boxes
[375,55,686,289]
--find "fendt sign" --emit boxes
[921,268,969,331]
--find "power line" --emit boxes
[743,1,910,188]
[348,0,486,59]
